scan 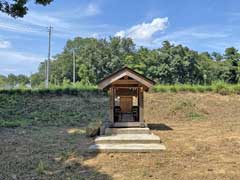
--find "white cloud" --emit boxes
[22,11,71,29]
[85,3,101,16]
[149,26,230,49]
[0,10,71,31]
[0,7,106,39]
[0,10,83,40]
[115,31,125,38]
[0,40,11,49]
[0,13,48,35]
[0,9,70,29]
[91,33,100,38]
[0,21,40,34]
[0,50,44,63]
[115,17,168,41]
[159,27,228,40]
[1,68,18,74]
[0,50,44,75]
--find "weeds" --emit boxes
[187,111,205,120]
[36,160,47,175]
[0,91,108,128]
[59,150,75,161]
[171,99,206,121]
[0,119,28,128]
[2,82,240,96]
[152,82,240,95]
[0,85,105,96]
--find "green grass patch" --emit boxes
[186,111,205,121]
[152,82,240,95]
[0,119,29,128]
[36,160,48,175]
[170,99,206,121]
[0,90,108,128]
[0,85,103,96]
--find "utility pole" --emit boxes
[30,72,32,89]
[45,59,47,87]
[73,49,76,83]
[45,25,53,88]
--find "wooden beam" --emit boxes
[112,84,139,88]
[138,87,144,124]
[116,88,138,96]
[109,87,114,124]
[112,79,139,85]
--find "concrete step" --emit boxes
[89,143,166,152]
[112,122,144,128]
[105,127,150,135]
[94,133,161,144]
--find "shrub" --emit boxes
[153,83,240,95]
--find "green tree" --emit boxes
[17,74,29,86]
[0,75,7,88]
[212,52,223,62]
[31,37,240,86]
[7,74,18,88]
[78,64,94,85]
[30,62,45,87]
[30,73,43,87]
[224,47,238,58]
[0,0,53,17]
[224,47,240,83]
[228,59,240,83]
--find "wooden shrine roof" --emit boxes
[97,67,156,90]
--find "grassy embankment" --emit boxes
[1,82,240,128]
[0,86,108,128]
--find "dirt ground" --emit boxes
[1,93,240,180]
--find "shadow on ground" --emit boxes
[147,123,173,131]
[0,127,112,180]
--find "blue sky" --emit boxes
[1,0,240,75]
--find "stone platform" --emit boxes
[89,127,166,152]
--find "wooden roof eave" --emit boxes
[103,83,149,92]
[98,67,155,90]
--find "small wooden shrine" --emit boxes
[98,67,155,128]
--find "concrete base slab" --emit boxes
[89,143,166,152]
[112,122,144,128]
[95,133,161,144]
[105,127,150,135]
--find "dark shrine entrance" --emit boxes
[114,83,139,122]
[98,67,155,127]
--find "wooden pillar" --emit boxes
[109,87,114,125]
[138,87,144,125]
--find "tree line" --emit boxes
[1,37,240,88]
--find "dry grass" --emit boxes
[0,127,111,180]
[1,92,240,179]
